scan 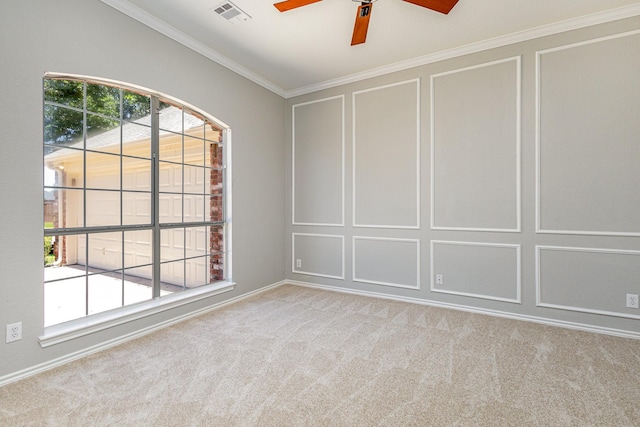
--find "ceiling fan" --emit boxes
[273,0,460,46]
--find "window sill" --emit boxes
[39,281,235,348]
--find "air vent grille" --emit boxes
[212,1,251,23]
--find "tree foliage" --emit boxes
[44,79,151,145]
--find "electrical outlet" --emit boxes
[6,322,22,343]
[296,259,302,268]
[435,274,443,285]
[626,294,639,309]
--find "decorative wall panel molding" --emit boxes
[353,79,420,229]
[536,30,640,236]
[536,245,640,320]
[431,57,521,232]
[353,236,420,290]
[430,240,521,303]
[292,95,345,226]
[292,233,345,280]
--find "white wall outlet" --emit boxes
[435,274,443,285]
[626,294,639,309]
[296,259,302,268]
[6,322,22,343]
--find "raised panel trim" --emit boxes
[292,95,345,227]
[430,240,522,304]
[352,236,421,290]
[352,79,421,229]
[535,245,640,320]
[292,233,345,280]
[535,29,640,237]
[430,56,522,233]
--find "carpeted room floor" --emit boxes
[1,284,639,426]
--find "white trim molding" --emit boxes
[535,29,640,237]
[352,79,421,230]
[100,1,640,98]
[292,95,345,227]
[430,56,521,233]
[352,236,421,290]
[535,245,640,320]
[291,233,345,280]
[430,240,522,304]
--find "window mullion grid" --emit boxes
[151,96,161,299]
[119,88,125,308]
[82,82,89,317]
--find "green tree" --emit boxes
[44,79,151,145]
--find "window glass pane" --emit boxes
[88,272,122,316]
[159,193,182,224]
[86,113,120,152]
[86,190,120,227]
[123,123,151,159]
[210,143,223,169]
[44,105,84,147]
[159,134,183,163]
[44,79,83,109]
[185,256,209,288]
[161,228,184,263]
[122,157,151,191]
[44,146,84,188]
[123,266,153,305]
[161,260,185,290]
[184,136,205,166]
[86,83,120,118]
[124,230,152,269]
[184,110,205,139]
[88,232,123,271]
[184,194,205,223]
[211,251,224,282]
[209,195,224,222]
[44,241,85,280]
[210,167,223,195]
[44,275,86,327]
[123,91,151,122]
[44,189,85,228]
[86,152,120,190]
[185,226,208,259]
[159,101,183,133]
[123,192,151,225]
[184,165,205,194]
[205,123,222,143]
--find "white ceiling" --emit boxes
[102,0,640,97]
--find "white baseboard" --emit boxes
[0,280,286,388]
[285,280,640,341]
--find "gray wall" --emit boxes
[286,16,640,336]
[0,0,285,378]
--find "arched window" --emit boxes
[43,74,229,327]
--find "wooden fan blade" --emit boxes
[351,2,373,46]
[403,0,459,14]
[274,0,322,12]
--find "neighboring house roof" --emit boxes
[45,105,215,164]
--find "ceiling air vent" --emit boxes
[212,1,251,23]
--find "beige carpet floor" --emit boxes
[1,284,639,426]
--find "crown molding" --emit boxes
[101,0,640,99]
[99,0,287,98]
[283,3,640,98]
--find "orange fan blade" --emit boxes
[403,0,459,14]
[274,0,322,12]
[351,2,373,46]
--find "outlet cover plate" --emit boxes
[6,322,22,343]
[626,294,639,309]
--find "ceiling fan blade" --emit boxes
[403,0,459,14]
[351,2,373,46]
[274,0,322,12]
